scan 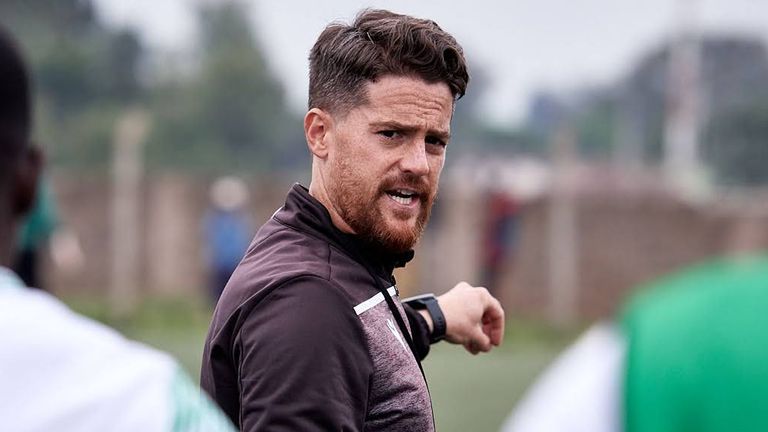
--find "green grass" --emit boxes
[426,341,565,432]
[64,295,574,432]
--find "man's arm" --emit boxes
[235,275,372,431]
[416,282,505,355]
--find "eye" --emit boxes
[426,135,447,148]
[378,130,400,139]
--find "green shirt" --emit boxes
[17,179,57,250]
[621,254,768,432]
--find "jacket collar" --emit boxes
[275,184,414,276]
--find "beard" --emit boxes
[328,158,436,253]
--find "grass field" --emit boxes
[67,296,575,432]
[426,342,567,431]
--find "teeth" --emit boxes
[396,189,415,197]
[389,194,413,205]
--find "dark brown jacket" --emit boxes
[201,184,434,431]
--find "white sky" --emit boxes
[94,0,768,125]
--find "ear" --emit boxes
[12,144,43,219]
[304,108,332,159]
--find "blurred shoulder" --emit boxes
[0,284,235,431]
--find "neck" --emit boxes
[308,166,356,234]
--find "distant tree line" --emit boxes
[15,1,764,186]
[524,36,768,187]
[0,0,304,175]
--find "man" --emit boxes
[503,254,768,432]
[203,176,253,304]
[0,28,234,431]
[201,9,505,431]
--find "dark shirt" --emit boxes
[201,184,434,431]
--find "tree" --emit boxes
[0,0,146,170]
[148,1,301,173]
[704,101,768,186]
[620,36,768,168]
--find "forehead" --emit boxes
[354,76,454,129]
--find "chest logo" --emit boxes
[387,318,407,350]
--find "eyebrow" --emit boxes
[370,120,451,142]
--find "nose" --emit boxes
[399,140,430,176]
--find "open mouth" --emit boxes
[386,189,418,205]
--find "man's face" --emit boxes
[324,75,453,253]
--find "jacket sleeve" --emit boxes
[235,275,372,432]
[403,303,432,361]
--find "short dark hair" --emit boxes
[308,9,469,116]
[0,26,31,161]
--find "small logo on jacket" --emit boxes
[387,318,407,350]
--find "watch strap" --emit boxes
[425,297,446,343]
[404,294,446,344]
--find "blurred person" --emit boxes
[49,226,86,275]
[0,27,235,432]
[481,185,519,299]
[502,254,768,432]
[12,176,56,289]
[203,176,252,304]
[202,9,505,431]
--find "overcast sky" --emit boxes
[94,0,768,125]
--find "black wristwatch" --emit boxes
[405,294,446,344]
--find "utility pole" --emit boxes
[664,0,705,196]
[614,87,644,176]
[110,109,149,318]
[548,123,579,327]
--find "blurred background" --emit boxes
[3,0,768,430]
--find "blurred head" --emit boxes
[0,27,42,256]
[210,176,249,211]
[305,9,468,253]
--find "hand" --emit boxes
[437,282,505,355]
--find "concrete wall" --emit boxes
[48,172,289,298]
[505,191,768,321]
[48,171,768,323]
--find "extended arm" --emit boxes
[407,282,505,355]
